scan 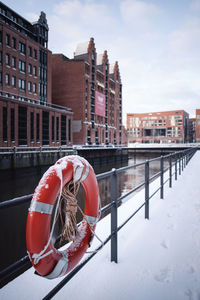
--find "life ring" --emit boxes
[26,155,99,279]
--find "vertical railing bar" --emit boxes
[175,156,177,180]
[110,169,118,263]
[145,161,149,219]
[185,150,187,165]
[169,154,172,188]
[160,156,164,199]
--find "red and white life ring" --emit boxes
[26,155,99,279]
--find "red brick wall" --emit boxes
[196,109,200,142]
[52,55,85,144]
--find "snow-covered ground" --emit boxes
[128,142,200,148]
[2,151,200,300]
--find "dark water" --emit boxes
[0,152,167,274]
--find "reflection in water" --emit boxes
[0,152,168,275]
[98,153,168,215]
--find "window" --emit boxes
[11,108,15,141]
[19,59,26,73]
[6,53,10,66]
[0,51,2,65]
[68,119,71,143]
[12,76,16,87]
[0,72,2,85]
[3,107,7,141]
[28,46,32,57]
[6,34,10,46]
[44,69,47,80]
[19,78,26,91]
[12,37,16,49]
[42,111,49,145]
[33,66,37,76]
[5,74,10,85]
[28,81,32,92]
[36,113,40,142]
[0,31,2,43]
[30,112,34,142]
[28,63,32,74]
[61,115,66,145]
[56,117,59,142]
[33,49,37,59]
[19,41,26,55]
[18,106,27,145]
[52,116,55,142]
[12,56,16,68]
[33,83,36,93]
[44,84,47,97]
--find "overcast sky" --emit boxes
[5,0,200,124]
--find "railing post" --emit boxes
[110,169,118,263]
[145,161,149,219]
[179,153,181,175]
[175,154,177,180]
[182,152,184,171]
[169,154,172,188]
[185,150,187,168]
[186,150,189,165]
[160,156,164,199]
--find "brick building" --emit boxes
[127,110,189,144]
[196,109,200,143]
[0,2,73,147]
[188,118,196,143]
[52,38,123,146]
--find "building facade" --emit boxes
[52,38,124,146]
[188,118,196,143]
[127,110,189,144]
[0,2,73,147]
[196,109,200,143]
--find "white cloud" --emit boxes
[48,0,117,57]
[190,0,200,12]
[168,17,200,58]
[120,0,161,31]
[35,0,200,123]
[25,12,39,22]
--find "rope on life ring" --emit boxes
[26,155,100,279]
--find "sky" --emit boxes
[5,0,200,124]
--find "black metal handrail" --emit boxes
[0,147,198,293]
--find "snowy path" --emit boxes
[1,151,200,300]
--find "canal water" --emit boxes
[0,152,169,277]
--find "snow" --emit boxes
[2,151,200,300]
[128,142,200,148]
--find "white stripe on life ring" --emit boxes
[29,201,54,215]
[45,250,68,279]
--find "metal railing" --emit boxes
[0,146,75,154]
[0,147,197,295]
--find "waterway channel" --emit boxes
[0,151,169,277]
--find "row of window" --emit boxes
[2,52,38,76]
[2,106,71,145]
[2,73,37,93]
[0,31,38,58]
